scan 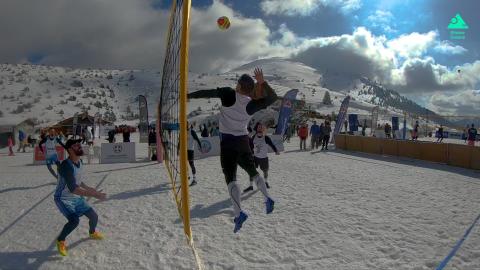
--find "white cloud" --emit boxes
[260,0,361,16]
[1,0,478,116]
[366,10,396,33]
[0,0,283,72]
[428,90,480,115]
[387,31,437,58]
[433,41,468,55]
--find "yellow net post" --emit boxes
[179,0,192,241]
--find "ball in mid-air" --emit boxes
[217,16,230,30]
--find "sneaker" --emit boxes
[89,231,104,240]
[56,240,67,256]
[189,180,197,187]
[265,197,275,214]
[233,211,248,233]
[243,186,253,193]
[265,182,270,189]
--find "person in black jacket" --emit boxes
[122,127,130,142]
[321,121,332,150]
[148,128,157,160]
[187,67,277,233]
[107,129,116,143]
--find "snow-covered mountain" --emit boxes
[0,58,439,128]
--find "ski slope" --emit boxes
[1,133,479,270]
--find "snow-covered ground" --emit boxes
[1,133,480,270]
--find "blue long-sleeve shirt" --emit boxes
[310,125,321,136]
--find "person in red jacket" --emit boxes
[8,135,15,156]
[298,124,308,150]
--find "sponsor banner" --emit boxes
[193,135,285,160]
[392,116,399,131]
[33,145,65,165]
[100,142,136,164]
[348,114,358,132]
[332,96,351,143]
[138,95,149,143]
[371,106,379,135]
[274,89,299,136]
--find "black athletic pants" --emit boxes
[322,135,330,148]
[57,208,98,241]
[220,134,259,185]
[187,150,196,174]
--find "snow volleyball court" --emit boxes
[1,138,479,270]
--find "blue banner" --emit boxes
[392,116,399,131]
[332,96,351,143]
[274,89,299,136]
[348,114,358,132]
[402,114,407,139]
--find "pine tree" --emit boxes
[322,91,332,105]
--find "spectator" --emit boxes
[309,121,321,149]
[467,124,477,146]
[148,128,157,160]
[436,125,444,143]
[17,130,26,152]
[85,127,94,146]
[463,124,469,142]
[384,123,392,138]
[322,121,332,150]
[298,124,308,150]
[107,129,116,143]
[412,121,419,141]
[8,135,14,156]
[362,120,367,136]
[122,127,131,142]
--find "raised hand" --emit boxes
[254,67,264,85]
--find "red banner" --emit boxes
[33,146,65,165]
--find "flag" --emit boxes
[138,95,149,143]
[371,106,379,135]
[332,96,351,143]
[274,89,299,136]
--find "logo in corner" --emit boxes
[448,13,468,40]
[113,144,123,153]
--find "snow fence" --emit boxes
[334,134,480,170]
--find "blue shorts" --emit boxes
[54,197,92,218]
[46,154,59,165]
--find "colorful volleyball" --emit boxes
[217,16,230,30]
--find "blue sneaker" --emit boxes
[233,211,248,233]
[266,198,275,214]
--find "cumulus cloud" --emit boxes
[0,0,283,72]
[433,41,468,55]
[387,31,437,58]
[0,0,169,69]
[260,0,361,16]
[428,90,480,115]
[366,10,396,33]
[1,0,478,117]
[292,27,395,81]
[391,59,480,93]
